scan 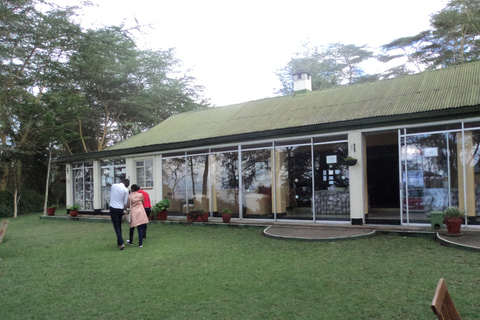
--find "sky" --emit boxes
[60,0,447,106]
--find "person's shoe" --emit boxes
[119,244,125,250]
[139,245,143,248]
[126,240,133,245]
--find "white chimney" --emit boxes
[293,71,312,92]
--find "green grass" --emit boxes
[1,214,479,320]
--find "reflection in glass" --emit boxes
[73,163,94,210]
[401,132,458,223]
[275,145,312,220]
[162,157,187,213]
[459,130,480,218]
[187,155,210,213]
[101,159,126,210]
[212,152,239,216]
[242,149,273,218]
[313,143,350,220]
[135,159,154,188]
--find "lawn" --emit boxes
[0,214,479,320]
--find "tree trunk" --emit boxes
[43,147,53,216]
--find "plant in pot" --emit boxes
[221,208,232,223]
[343,156,358,166]
[153,199,170,220]
[47,204,56,216]
[443,206,464,236]
[187,210,203,222]
[67,204,79,217]
[198,209,209,222]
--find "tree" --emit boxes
[0,0,210,216]
[61,27,209,153]
[275,42,374,95]
[0,0,82,216]
[380,0,480,74]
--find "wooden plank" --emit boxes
[0,220,9,244]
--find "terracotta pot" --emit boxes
[445,218,462,236]
[202,212,209,222]
[69,210,79,217]
[157,210,168,220]
[222,213,231,223]
[47,207,56,216]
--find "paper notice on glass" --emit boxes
[326,155,337,164]
[423,147,438,157]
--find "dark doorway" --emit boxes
[366,131,400,224]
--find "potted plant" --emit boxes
[221,208,232,223]
[47,205,56,216]
[344,156,358,166]
[443,206,464,236]
[153,199,170,220]
[198,209,209,222]
[67,204,79,217]
[187,210,203,222]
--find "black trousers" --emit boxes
[109,207,124,246]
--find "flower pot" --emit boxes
[157,210,168,220]
[222,213,231,223]
[445,217,462,236]
[47,207,56,216]
[69,210,79,217]
[202,212,209,222]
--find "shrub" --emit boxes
[0,189,43,217]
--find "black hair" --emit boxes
[131,184,140,192]
[122,179,130,188]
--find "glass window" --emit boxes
[275,145,312,220]
[187,155,210,212]
[212,152,239,216]
[242,149,273,218]
[136,159,153,188]
[401,132,459,224]
[313,143,350,220]
[162,157,187,213]
[101,159,126,210]
[73,162,94,210]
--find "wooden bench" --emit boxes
[0,220,8,244]
[431,278,461,320]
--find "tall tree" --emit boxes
[0,0,81,216]
[380,0,480,74]
[275,42,374,95]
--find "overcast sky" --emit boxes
[61,0,447,106]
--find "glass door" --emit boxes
[401,131,459,224]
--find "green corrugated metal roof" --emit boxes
[108,61,480,151]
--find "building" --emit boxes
[57,61,480,227]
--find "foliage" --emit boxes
[344,156,357,161]
[278,0,480,90]
[221,208,232,214]
[0,189,43,217]
[443,206,465,219]
[67,204,79,211]
[275,42,374,95]
[152,199,170,213]
[381,0,480,74]
[0,190,14,217]
[0,0,209,213]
